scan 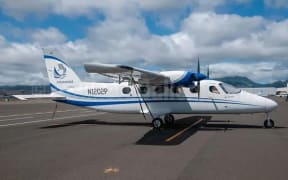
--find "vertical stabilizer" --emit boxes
[43,49,81,91]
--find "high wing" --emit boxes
[84,63,170,85]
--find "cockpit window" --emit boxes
[209,86,220,94]
[219,83,241,94]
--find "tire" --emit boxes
[264,119,275,128]
[164,114,175,126]
[152,118,163,129]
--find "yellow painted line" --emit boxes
[104,168,119,174]
[165,118,203,142]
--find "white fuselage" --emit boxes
[52,79,278,117]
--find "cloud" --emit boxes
[0,0,231,34]
[260,20,288,47]
[30,27,67,46]
[0,35,6,46]
[0,0,57,20]
[168,12,288,64]
[0,40,47,85]
[0,1,288,85]
[210,62,288,83]
[181,12,265,46]
[191,0,226,11]
[0,0,228,21]
[59,12,287,82]
[265,0,288,8]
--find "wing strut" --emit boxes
[133,84,147,120]
[132,80,155,121]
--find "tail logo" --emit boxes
[54,64,67,79]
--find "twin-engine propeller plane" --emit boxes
[15,49,278,129]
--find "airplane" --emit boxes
[14,49,278,129]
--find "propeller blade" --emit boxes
[197,81,200,99]
[207,65,210,79]
[197,56,200,99]
[197,56,200,73]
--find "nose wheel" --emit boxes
[264,119,274,128]
[264,113,275,128]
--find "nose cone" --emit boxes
[265,98,278,112]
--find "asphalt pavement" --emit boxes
[0,97,287,180]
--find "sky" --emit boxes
[0,0,288,85]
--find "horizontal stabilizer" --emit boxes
[13,93,66,101]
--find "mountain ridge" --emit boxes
[215,76,287,88]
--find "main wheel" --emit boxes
[264,119,275,128]
[164,114,175,126]
[152,118,163,129]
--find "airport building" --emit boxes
[242,87,277,96]
[242,83,288,97]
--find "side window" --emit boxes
[155,86,164,94]
[172,87,182,94]
[209,86,220,94]
[189,86,198,93]
[122,87,131,94]
[139,86,147,94]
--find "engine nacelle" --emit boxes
[160,71,206,86]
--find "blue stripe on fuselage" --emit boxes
[57,99,260,107]
[50,83,237,103]
[50,83,260,107]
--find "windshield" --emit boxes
[219,83,241,94]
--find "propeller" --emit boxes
[195,56,208,98]
[207,65,210,79]
[197,57,200,99]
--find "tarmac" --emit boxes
[0,97,287,180]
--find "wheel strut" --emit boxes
[264,113,275,128]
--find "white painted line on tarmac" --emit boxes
[0,112,106,127]
[0,116,33,122]
[0,109,95,118]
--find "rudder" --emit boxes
[43,49,81,91]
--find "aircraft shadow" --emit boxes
[40,116,211,146]
[136,119,287,146]
[40,116,286,146]
[201,122,286,131]
[40,119,151,129]
[136,116,211,146]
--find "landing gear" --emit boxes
[264,113,275,128]
[164,114,175,126]
[152,118,163,129]
[264,119,275,128]
[152,114,175,129]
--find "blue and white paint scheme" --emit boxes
[15,49,278,129]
